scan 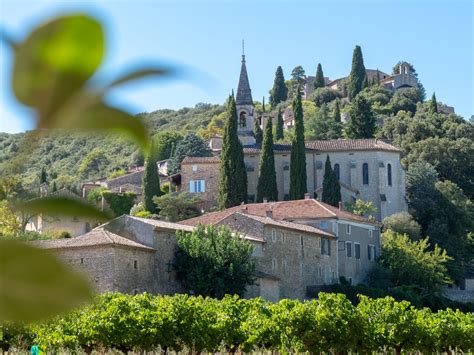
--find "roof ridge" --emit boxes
[312,199,337,217]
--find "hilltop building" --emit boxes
[181,54,408,221]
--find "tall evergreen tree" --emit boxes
[289,87,307,200]
[254,118,263,145]
[334,99,342,123]
[289,65,306,99]
[39,167,48,185]
[429,92,438,114]
[275,107,284,141]
[348,45,368,100]
[219,95,248,209]
[322,155,341,207]
[314,63,325,89]
[345,95,376,138]
[143,140,162,213]
[257,119,278,202]
[269,66,288,108]
[51,181,57,192]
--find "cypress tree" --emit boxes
[314,63,325,89]
[219,95,248,209]
[51,181,57,192]
[39,167,47,184]
[254,118,263,145]
[376,69,381,84]
[334,99,341,123]
[257,119,278,202]
[345,94,376,138]
[269,66,288,108]
[143,140,162,213]
[348,45,368,100]
[289,86,307,200]
[429,92,438,114]
[275,107,284,141]
[321,155,341,207]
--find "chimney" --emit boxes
[304,193,310,200]
[266,209,273,218]
[241,205,248,214]
[263,198,268,203]
[339,201,343,211]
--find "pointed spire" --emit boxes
[236,44,253,106]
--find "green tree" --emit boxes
[377,231,452,292]
[289,87,307,200]
[311,87,341,107]
[78,149,109,179]
[173,224,255,298]
[345,94,376,138]
[219,96,248,209]
[321,155,341,207]
[344,199,377,221]
[142,140,162,213]
[39,167,48,184]
[314,63,325,89]
[257,119,278,202]
[153,131,183,161]
[333,98,341,123]
[167,134,212,174]
[429,92,438,114]
[289,65,305,99]
[383,212,421,240]
[51,180,57,192]
[269,66,288,108]
[153,192,201,222]
[390,87,421,114]
[254,118,263,145]
[348,45,367,100]
[275,107,284,141]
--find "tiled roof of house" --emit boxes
[127,216,195,232]
[233,212,335,238]
[305,139,401,153]
[181,156,220,164]
[181,198,372,226]
[34,228,155,252]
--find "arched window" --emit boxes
[362,163,369,185]
[334,163,340,180]
[239,111,247,128]
[387,163,392,186]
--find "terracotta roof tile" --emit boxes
[182,156,220,164]
[305,139,400,153]
[181,199,372,226]
[34,228,155,252]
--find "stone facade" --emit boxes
[27,214,95,237]
[182,140,407,221]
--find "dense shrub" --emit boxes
[2,293,472,353]
[102,191,136,217]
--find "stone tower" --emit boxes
[235,48,256,145]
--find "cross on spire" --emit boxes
[242,39,245,62]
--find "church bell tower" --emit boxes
[235,42,256,145]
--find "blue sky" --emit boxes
[0,0,473,133]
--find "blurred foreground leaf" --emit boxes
[13,14,104,123]
[14,196,111,221]
[0,240,93,322]
[105,67,173,89]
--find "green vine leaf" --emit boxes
[0,240,93,322]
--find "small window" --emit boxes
[387,163,392,186]
[320,221,328,229]
[246,164,255,172]
[369,230,373,238]
[271,229,277,242]
[283,165,290,171]
[355,243,361,259]
[322,239,330,256]
[284,194,290,201]
[80,258,84,264]
[281,232,285,243]
[192,165,197,172]
[346,242,352,258]
[334,163,340,180]
[362,163,369,185]
[300,235,304,247]
[282,260,287,275]
[134,260,138,269]
[189,180,205,193]
[346,224,351,235]
[272,258,277,271]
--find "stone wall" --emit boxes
[181,161,220,210]
[27,215,96,237]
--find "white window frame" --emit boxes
[346,224,351,235]
[271,229,277,242]
[369,230,373,238]
[189,180,205,193]
[322,238,330,256]
[192,165,197,172]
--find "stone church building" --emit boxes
[181,54,407,221]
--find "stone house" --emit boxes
[181,139,407,221]
[182,198,380,287]
[26,188,99,237]
[36,197,376,300]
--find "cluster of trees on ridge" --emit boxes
[2,292,473,354]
